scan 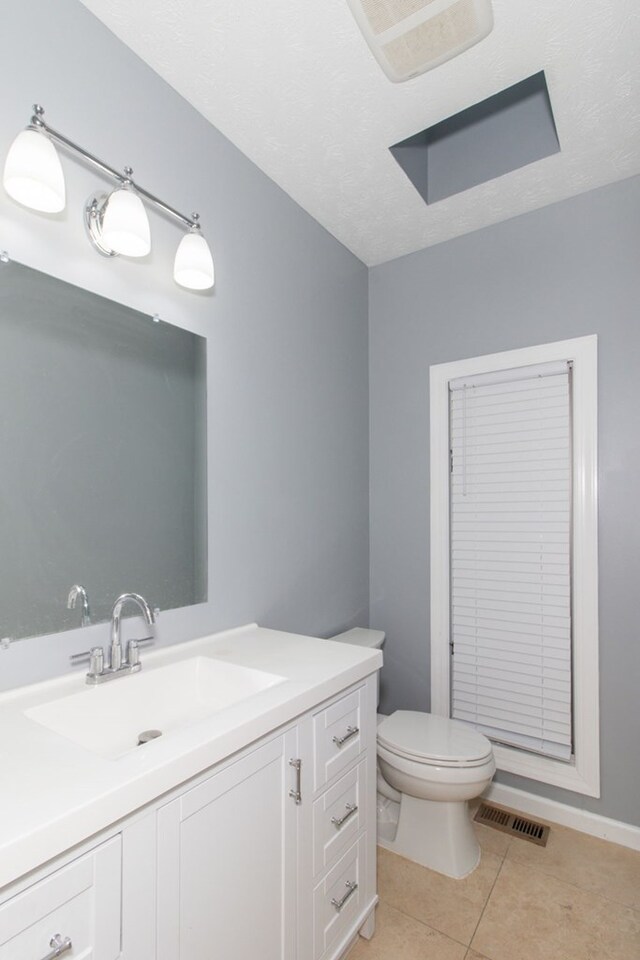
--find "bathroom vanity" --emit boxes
[0,625,381,960]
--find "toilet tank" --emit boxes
[329,627,385,706]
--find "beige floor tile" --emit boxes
[464,952,490,960]
[347,902,467,960]
[474,822,511,859]
[377,845,502,946]
[506,822,640,910]
[471,858,640,960]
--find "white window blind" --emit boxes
[449,361,573,761]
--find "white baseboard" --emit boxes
[484,782,640,852]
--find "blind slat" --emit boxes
[452,701,572,736]
[454,683,570,711]
[453,618,570,637]
[454,576,570,594]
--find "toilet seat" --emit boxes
[377,711,492,768]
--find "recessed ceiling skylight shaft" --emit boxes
[390,71,560,203]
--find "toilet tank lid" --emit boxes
[377,711,492,764]
[328,627,386,649]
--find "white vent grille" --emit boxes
[346,0,494,82]
[360,0,439,36]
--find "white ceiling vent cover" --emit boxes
[346,0,494,82]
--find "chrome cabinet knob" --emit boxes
[40,934,73,960]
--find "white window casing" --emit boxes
[430,336,599,797]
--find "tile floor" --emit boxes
[347,816,640,960]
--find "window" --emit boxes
[449,361,572,760]
[430,336,599,797]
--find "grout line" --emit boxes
[465,851,507,954]
[377,841,511,953]
[375,896,474,951]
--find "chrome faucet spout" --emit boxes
[110,592,155,671]
[67,584,91,627]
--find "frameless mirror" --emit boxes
[0,259,207,641]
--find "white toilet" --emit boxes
[377,711,495,878]
[330,627,496,880]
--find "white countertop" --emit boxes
[0,623,382,891]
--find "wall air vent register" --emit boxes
[345,0,494,82]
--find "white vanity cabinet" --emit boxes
[0,836,121,960]
[0,667,379,960]
[153,674,377,960]
[156,728,299,960]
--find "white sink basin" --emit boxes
[25,657,286,760]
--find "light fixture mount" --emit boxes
[85,194,118,257]
[31,104,45,124]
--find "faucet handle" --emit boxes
[71,646,104,676]
[89,647,105,675]
[126,637,153,667]
[126,640,140,667]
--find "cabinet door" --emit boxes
[0,836,121,960]
[157,729,298,960]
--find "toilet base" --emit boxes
[378,794,481,879]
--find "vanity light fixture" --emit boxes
[173,215,215,290]
[3,125,65,212]
[87,175,151,259]
[2,105,215,290]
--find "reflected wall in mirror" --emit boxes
[0,260,207,641]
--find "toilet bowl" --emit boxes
[377,711,495,879]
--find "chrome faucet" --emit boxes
[67,584,92,627]
[74,592,156,685]
[109,592,155,673]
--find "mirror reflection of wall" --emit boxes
[0,259,207,642]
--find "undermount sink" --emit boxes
[25,657,286,760]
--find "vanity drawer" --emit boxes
[0,836,121,960]
[313,759,367,877]
[313,686,364,790]
[313,835,366,960]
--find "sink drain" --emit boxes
[137,729,162,746]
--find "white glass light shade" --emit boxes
[174,231,215,290]
[3,128,66,212]
[101,187,151,257]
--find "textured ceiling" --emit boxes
[78,0,640,266]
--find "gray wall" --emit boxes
[0,0,369,687]
[369,175,640,826]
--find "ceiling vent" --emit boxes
[346,0,494,82]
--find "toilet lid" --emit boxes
[377,711,492,765]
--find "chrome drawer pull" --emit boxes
[332,725,359,747]
[331,880,358,911]
[331,803,358,828]
[41,935,73,960]
[289,757,302,805]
